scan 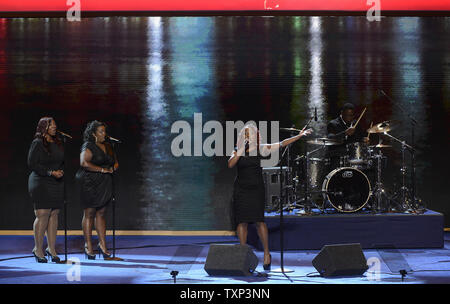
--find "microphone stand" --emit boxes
[108,139,123,261]
[62,135,69,263]
[53,133,72,264]
[271,142,294,275]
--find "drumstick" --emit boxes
[352,107,366,128]
[300,117,313,133]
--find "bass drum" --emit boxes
[322,167,372,213]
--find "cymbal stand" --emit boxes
[371,146,390,213]
[382,132,416,213]
[380,90,424,211]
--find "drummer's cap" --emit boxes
[341,103,355,112]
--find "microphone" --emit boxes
[107,136,122,144]
[57,130,72,139]
[314,107,318,121]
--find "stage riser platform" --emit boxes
[247,210,444,250]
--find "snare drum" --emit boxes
[322,167,372,213]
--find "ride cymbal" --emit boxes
[367,120,398,134]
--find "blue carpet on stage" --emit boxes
[0,232,449,284]
[247,209,444,250]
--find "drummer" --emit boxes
[327,103,370,170]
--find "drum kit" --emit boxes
[271,119,425,215]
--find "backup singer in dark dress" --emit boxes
[77,121,118,260]
[28,117,64,263]
[228,123,312,270]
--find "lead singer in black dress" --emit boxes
[27,117,64,263]
[77,121,118,260]
[228,123,312,270]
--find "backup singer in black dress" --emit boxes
[77,121,118,260]
[228,123,312,270]
[27,117,64,263]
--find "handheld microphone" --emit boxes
[314,107,318,121]
[57,131,72,139]
[107,136,122,144]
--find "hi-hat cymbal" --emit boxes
[369,144,392,148]
[307,137,343,146]
[367,120,398,134]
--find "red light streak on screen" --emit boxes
[1,0,449,11]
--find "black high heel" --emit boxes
[45,248,61,263]
[97,244,111,260]
[263,254,271,271]
[84,247,96,260]
[32,250,48,263]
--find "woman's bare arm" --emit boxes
[261,129,313,155]
[80,148,113,173]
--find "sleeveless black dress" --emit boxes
[27,138,64,210]
[232,150,266,225]
[76,141,115,209]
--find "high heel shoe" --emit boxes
[45,248,61,263]
[32,250,48,263]
[97,244,111,260]
[263,254,271,271]
[84,247,96,260]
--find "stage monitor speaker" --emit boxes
[312,243,368,277]
[204,244,258,276]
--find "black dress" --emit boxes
[27,138,64,210]
[76,141,115,209]
[232,150,266,225]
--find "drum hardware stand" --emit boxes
[380,90,424,211]
[370,146,391,213]
[382,132,417,213]
[409,116,425,211]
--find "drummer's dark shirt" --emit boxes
[327,116,366,160]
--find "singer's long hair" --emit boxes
[33,117,62,154]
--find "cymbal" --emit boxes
[369,144,392,148]
[280,127,302,132]
[307,137,343,146]
[367,120,398,134]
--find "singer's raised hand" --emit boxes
[300,128,313,137]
